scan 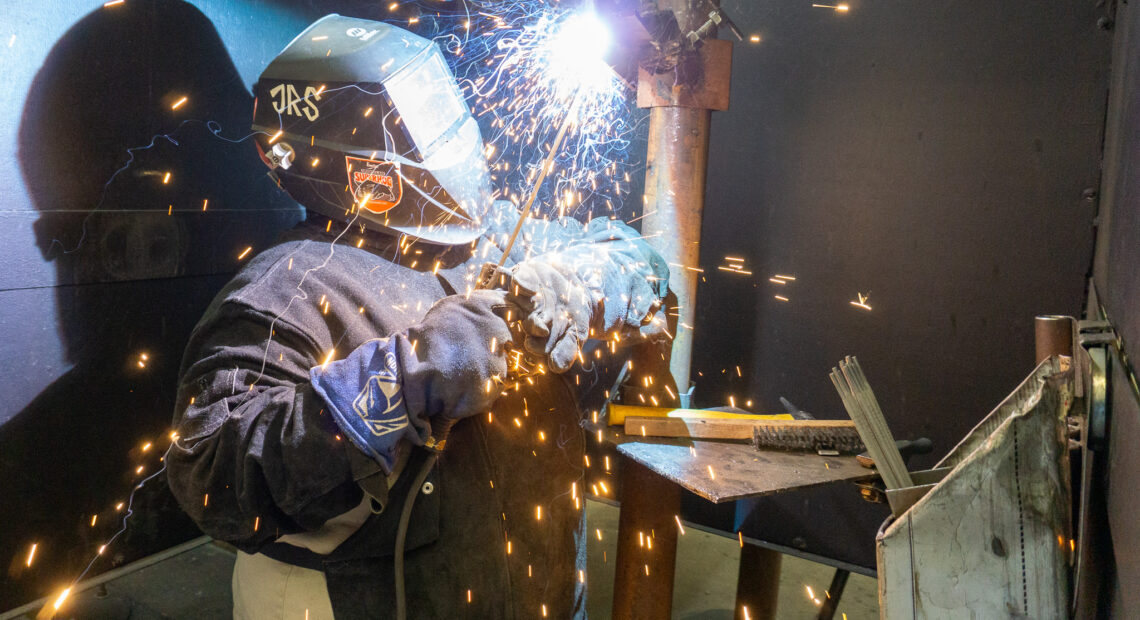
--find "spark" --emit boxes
[321,349,336,369]
[774,274,796,281]
[8,34,15,47]
[850,292,872,310]
[674,515,685,535]
[237,246,253,260]
[170,96,188,110]
[749,34,761,43]
[25,543,36,567]
[707,465,716,480]
[53,587,72,611]
[467,590,472,603]
[267,130,283,144]
[311,35,328,41]
[103,0,124,6]
[774,295,789,302]
[162,171,171,184]
[813,3,850,11]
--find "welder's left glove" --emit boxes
[508,218,670,372]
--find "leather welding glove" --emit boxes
[508,218,670,372]
[310,290,512,472]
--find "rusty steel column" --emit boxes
[636,1,732,396]
[642,106,710,393]
[611,457,682,619]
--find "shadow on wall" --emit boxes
[1,0,301,610]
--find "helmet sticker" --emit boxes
[346,156,403,213]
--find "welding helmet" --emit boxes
[252,15,492,244]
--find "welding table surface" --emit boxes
[614,436,874,503]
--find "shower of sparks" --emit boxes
[451,5,636,221]
[850,292,872,310]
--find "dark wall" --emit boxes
[0,0,313,609]
[694,1,1110,469]
[1091,0,1140,615]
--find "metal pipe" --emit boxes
[1035,315,1074,365]
[642,105,711,395]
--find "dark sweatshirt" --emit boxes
[166,203,667,618]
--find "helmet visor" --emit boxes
[384,48,468,158]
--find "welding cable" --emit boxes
[394,423,450,620]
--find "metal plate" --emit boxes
[615,437,873,503]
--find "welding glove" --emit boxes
[311,290,512,472]
[508,218,670,373]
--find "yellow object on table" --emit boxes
[605,403,793,426]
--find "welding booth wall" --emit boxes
[1090,0,1140,615]
[0,0,316,610]
[682,0,1111,571]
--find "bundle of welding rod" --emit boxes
[829,356,914,490]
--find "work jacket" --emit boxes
[166,203,667,618]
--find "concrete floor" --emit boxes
[586,500,879,619]
[8,500,878,619]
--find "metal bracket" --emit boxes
[1078,319,1115,450]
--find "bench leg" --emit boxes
[816,568,850,620]
[734,543,782,619]
[612,457,680,619]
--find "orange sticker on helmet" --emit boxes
[346,156,402,213]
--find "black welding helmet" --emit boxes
[252,14,492,244]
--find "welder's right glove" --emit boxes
[310,290,512,472]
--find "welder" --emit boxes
[165,14,671,619]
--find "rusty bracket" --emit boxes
[637,38,732,111]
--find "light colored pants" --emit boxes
[232,550,336,620]
[232,453,405,619]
